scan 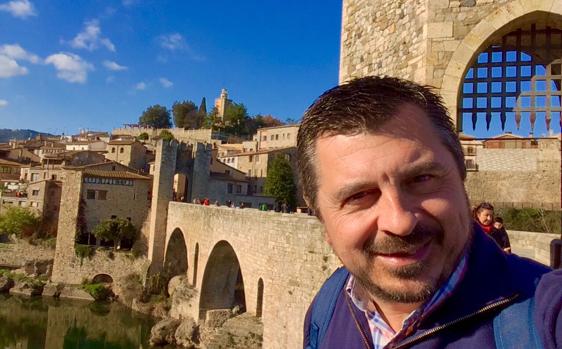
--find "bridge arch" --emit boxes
[256,278,264,318]
[193,243,199,286]
[440,1,562,131]
[199,240,246,320]
[163,228,189,281]
[91,274,113,284]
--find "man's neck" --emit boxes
[371,297,423,332]
[354,281,422,331]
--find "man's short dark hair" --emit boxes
[297,76,466,212]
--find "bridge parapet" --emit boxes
[508,231,559,266]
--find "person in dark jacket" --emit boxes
[473,202,511,253]
[296,76,561,348]
[492,216,511,253]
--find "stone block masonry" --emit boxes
[340,0,562,126]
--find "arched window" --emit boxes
[460,24,561,137]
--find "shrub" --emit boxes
[0,207,40,238]
[138,132,149,141]
[75,244,96,266]
[93,218,137,250]
[82,283,113,301]
[495,207,561,234]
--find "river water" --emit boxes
[0,294,155,349]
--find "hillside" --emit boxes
[0,129,55,143]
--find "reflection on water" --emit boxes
[0,294,155,349]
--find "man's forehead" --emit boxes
[316,103,432,141]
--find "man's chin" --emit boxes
[355,269,439,304]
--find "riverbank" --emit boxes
[0,238,264,348]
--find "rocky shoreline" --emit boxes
[0,261,262,349]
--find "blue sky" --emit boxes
[0,0,342,135]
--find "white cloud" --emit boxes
[0,44,39,63]
[45,52,93,83]
[134,81,146,90]
[103,60,127,71]
[0,55,27,77]
[0,99,7,108]
[0,0,36,18]
[70,19,115,52]
[159,33,185,51]
[159,77,173,88]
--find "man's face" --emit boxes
[314,104,471,304]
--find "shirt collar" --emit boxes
[345,251,469,345]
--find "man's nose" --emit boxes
[375,188,417,237]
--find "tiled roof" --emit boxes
[83,168,151,180]
[218,146,295,157]
[0,158,23,166]
[108,140,137,145]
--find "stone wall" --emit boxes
[340,0,428,83]
[465,139,561,208]
[0,240,54,268]
[508,230,559,266]
[49,246,150,285]
[165,203,339,349]
[112,127,214,143]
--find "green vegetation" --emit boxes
[82,283,113,301]
[137,132,149,140]
[495,207,561,234]
[0,207,40,238]
[138,104,171,128]
[173,100,202,129]
[92,218,137,250]
[264,155,297,210]
[159,129,175,141]
[0,269,46,288]
[75,244,96,266]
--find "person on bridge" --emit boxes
[298,76,561,349]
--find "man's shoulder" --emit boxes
[534,269,562,349]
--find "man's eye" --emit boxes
[344,190,378,206]
[413,174,433,183]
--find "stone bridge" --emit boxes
[162,203,339,349]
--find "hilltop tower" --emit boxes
[214,88,231,120]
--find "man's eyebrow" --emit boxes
[401,161,448,178]
[332,161,447,202]
[333,180,378,202]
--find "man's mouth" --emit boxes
[375,240,432,266]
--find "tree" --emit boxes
[0,207,39,238]
[198,97,207,116]
[138,104,171,128]
[137,132,149,141]
[92,218,137,250]
[255,114,284,128]
[172,100,201,129]
[264,155,297,210]
[159,129,174,141]
[224,102,249,136]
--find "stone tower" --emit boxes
[147,140,178,272]
[214,88,230,120]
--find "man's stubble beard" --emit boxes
[353,223,446,304]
